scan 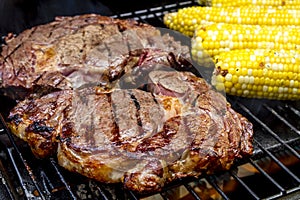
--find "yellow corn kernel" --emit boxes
[163,6,300,37]
[212,49,300,100]
[191,23,300,62]
[198,0,300,8]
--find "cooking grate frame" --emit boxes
[0,0,299,199]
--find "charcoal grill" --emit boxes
[0,0,299,199]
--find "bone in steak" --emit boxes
[0,14,189,100]
[8,67,253,193]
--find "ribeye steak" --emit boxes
[8,69,253,193]
[4,14,253,193]
[0,14,189,100]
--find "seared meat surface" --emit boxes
[0,14,189,100]
[4,14,253,193]
[8,70,253,193]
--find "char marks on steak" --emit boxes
[0,14,189,100]
[4,14,253,193]
[8,69,253,193]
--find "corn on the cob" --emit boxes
[198,0,300,8]
[212,49,300,100]
[163,6,300,37]
[191,23,300,64]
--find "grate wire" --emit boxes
[206,175,230,200]
[254,139,300,184]
[248,158,286,195]
[237,102,300,160]
[182,181,202,200]
[0,114,47,200]
[230,171,260,200]
[264,104,300,137]
[0,1,299,199]
[48,158,77,199]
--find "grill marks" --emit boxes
[110,90,157,151]
[0,14,192,102]
[7,72,254,193]
[98,89,175,152]
[107,93,120,144]
[26,121,54,136]
[1,26,39,85]
[1,14,173,100]
[111,90,138,144]
[3,43,23,61]
[7,72,253,158]
[83,97,96,147]
[1,14,255,194]
[22,89,178,154]
[67,90,114,149]
[129,91,143,127]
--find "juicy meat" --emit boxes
[7,89,72,157]
[7,70,253,193]
[0,14,189,100]
[3,14,253,193]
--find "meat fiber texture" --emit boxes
[0,14,189,100]
[4,14,253,193]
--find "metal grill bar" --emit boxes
[110,0,197,21]
[182,182,202,200]
[95,185,113,200]
[289,105,300,117]
[248,158,286,195]
[237,102,300,159]
[206,175,230,200]
[145,8,163,24]
[254,139,300,184]
[127,190,139,200]
[0,129,14,200]
[40,171,54,196]
[230,171,260,200]
[159,192,169,200]
[0,114,47,200]
[49,158,77,199]
[0,1,299,199]
[264,104,300,136]
[0,164,14,200]
[6,148,38,200]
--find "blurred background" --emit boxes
[0,0,112,37]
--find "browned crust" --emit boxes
[0,14,158,100]
[3,14,253,193]
[7,73,253,193]
[7,90,73,158]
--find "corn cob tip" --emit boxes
[212,49,300,100]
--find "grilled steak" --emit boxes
[8,69,253,193]
[4,14,253,193]
[0,14,189,100]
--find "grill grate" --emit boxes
[0,0,300,199]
